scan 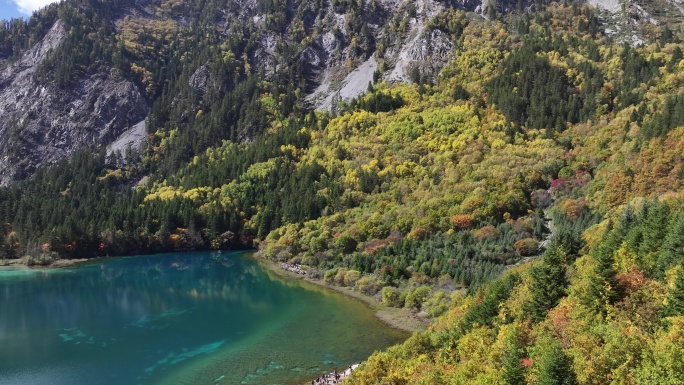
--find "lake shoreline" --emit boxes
[254,256,428,334]
[2,250,408,385]
[1,252,428,332]
[0,257,91,269]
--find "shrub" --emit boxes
[473,225,500,241]
[382,286,402,307]
[405,286,432,310]
[451,214,474,230]
[514,238,539,256]
[355,275,382,295]
[334,268,348,285]
[335,235,358,254]
[324,268,339,284]
[344,269,362,286]
[24,252,57,266]
[424,290,450,317]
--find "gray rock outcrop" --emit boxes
[0,20,148,185]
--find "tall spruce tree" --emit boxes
[537,344,579,385]
[502,329,527,385]
[665,265,684,317]
[659,208,684,275]
[527,247,568,321]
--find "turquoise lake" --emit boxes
[0,251,407,384]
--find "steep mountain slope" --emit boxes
[1,0,681,186]
[0,0,449,184]
[340,5,684,383]
[0,19,147,185]
[0,0,549,185]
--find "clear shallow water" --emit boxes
[0,251,407,385]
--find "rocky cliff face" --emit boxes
[282,0,458,110]
[0,20,148,185]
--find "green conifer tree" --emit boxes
[537,344,579,385]
[666,265,684,317]
[527,247,568,321]
[659,209,684,275]
[502,330,527,385]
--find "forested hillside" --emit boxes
[345,6,684,384]
[1,0,684,383]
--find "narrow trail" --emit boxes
[538,209,555,251]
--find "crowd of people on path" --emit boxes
[311,364,360,385]
[280,262,307,275]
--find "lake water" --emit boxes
[0,251,407,385]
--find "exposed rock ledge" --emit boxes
[0,20,149,186]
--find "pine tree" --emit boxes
[502,330,527,385]
[665,265,684,317]
[582,218,626,315]
[527,247,568,321]
[639,201,669,257]
[658,208,684,275]
[537,344,579,385]
[585,243,618,316]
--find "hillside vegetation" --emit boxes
[1,1,684,383]
[344,6,684,384]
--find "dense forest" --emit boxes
[2,0,684,383]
